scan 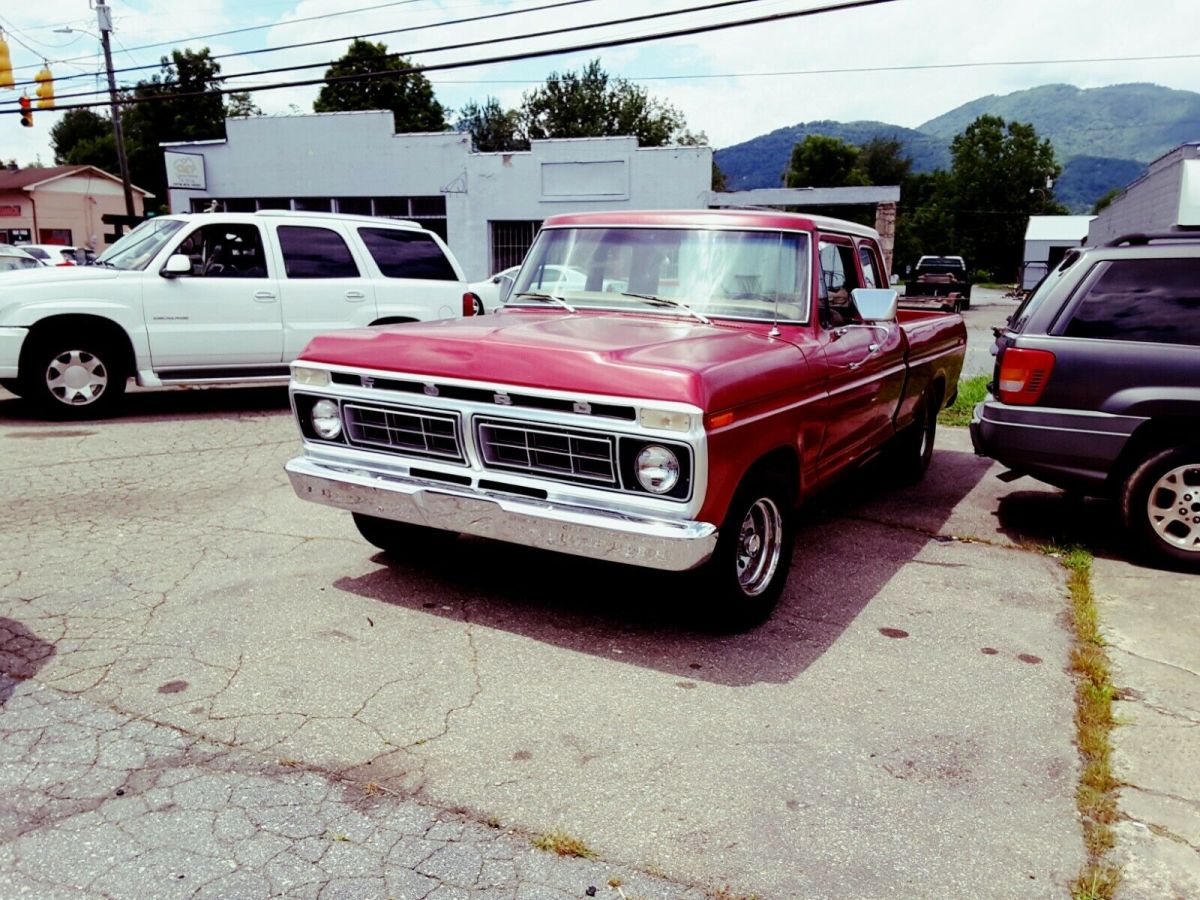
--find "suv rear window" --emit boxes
[1063,257,1200,346]
[357,228,457,281]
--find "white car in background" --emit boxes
[17,244,93,266]
[467,263,587,313]
[0,245,46,271]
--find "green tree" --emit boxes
[948,114,1065,280]
[314,39,446,132]
[117,48,232,210]
[783,135,865,188]
[50,109,113,165]
[853,136,912,187]
[519,59,693,146]
[894,169,955,275]
[456,97,528,152]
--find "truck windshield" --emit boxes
[511,227,810,323]
[95,218,186,271]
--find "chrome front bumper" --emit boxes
[285,455,718,572]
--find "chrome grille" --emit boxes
[344,403,463,462]
[476,419,616,485]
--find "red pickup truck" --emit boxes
[285,210,966,628]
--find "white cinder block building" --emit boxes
[1021,215,1095,290]
[162,110,713,280]
[1087,142,1200,245]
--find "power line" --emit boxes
[6,0,721,93]
[4,0,888,109]
[3,0,434,76]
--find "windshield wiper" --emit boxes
[513,291,577,313]
[621,292,711,325]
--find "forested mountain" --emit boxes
[714,83,1200,212]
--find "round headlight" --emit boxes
[635,444,680,494]
[311,398,342,440]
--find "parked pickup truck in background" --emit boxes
[972,232,1200,571]
[286,210,966,629]
[905,255,972,310]
[0,210,472,418]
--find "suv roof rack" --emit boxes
[1105,230,1200,247]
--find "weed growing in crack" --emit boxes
[531,828,595,858]
[1040,545,1121,900]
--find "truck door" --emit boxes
[813,235,907,476]
[142,221,283,370]
[272,223,379,361]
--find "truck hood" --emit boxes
[299,309,807,410]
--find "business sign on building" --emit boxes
[0,204,21,217]
[165,151,206,190]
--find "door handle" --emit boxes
[345,290,366,301]
[253,291,277,302]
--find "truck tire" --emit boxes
[696,474,795,631]
[891,389,938,484]
[1119,445,1200,572]
[20,333,126,419]
[352,512,457,559]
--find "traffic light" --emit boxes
[18,95,32,128]
[34,65,54,109]
[0,33,14,89]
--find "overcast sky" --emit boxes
[2,0,1197,168]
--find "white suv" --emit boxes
[0,211,472,418]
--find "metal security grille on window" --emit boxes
[477,420,616,486]
[344,404,463,462]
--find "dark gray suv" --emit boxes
[971,232,1200,571]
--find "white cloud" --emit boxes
[4,0,1197,165]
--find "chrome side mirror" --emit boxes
[498,274,516,304]
[850,287,898,322]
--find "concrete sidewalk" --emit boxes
[1093,560,1200,899]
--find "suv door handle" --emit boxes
[253,290,277,302]
[345,290,366,301]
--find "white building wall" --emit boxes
[1087,143,1200,245]
[164,114,712,281]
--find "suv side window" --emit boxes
[176,223,267,278]
[357,227,458,281]
[277,226,360,279]
[1062,257,1200,346]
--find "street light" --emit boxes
[55,2,134,218]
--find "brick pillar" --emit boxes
[874,202,897,277]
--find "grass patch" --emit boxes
[938,374,989,427]
[1040,545,1121,900]
[531,828,595,859]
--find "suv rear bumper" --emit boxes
[286,454,718,572]
[970,400,1146,491]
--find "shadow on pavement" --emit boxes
[995,489,1125,559]
[334,447,995,687]
[0,618,56,706]
[0,384,290,425]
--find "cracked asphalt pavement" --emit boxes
[1,365,1092,898]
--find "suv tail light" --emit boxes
[463,292,478,317]
[997,347,1055,405]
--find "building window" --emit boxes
[39,228,73,245]
[334,197,372,216]
[490,220,543,273]
[293,197,332,212]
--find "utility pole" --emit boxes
[97,0,135,217]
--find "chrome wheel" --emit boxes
[736,497,784,596]
[46,349,108,407]
[1146,463,1200,553]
